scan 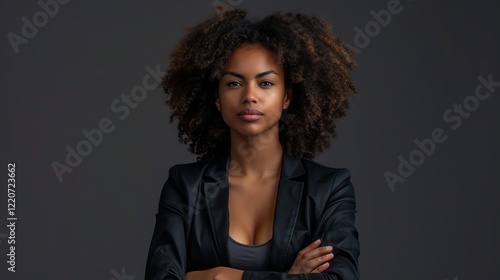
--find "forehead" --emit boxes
[224,44,282,73]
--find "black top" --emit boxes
[227,235,272,271]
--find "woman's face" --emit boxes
[216,43,291,139]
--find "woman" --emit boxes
[146,6,360,280]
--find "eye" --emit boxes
[261,81,274,87]
[227,81,242,87]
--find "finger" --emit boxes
[304,252,334,272]
[290,241,332,274]
[303,245,333,260]
[304,239,321,250]
[311,262,330,273]
[294,246,333,273]
[296,239,322,259]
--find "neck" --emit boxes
[229,130,283,179]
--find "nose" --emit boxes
[241,83,258,104]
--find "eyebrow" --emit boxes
[221,70,279,79]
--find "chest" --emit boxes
[227,176,279,246]
[185,171,322,272]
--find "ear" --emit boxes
[283,88,292,109]
[214,86,221,111]
[215,98,221,111]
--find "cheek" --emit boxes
[219,94,241,110]
[267,103,283,122]
[270,97,286,115]
[218,104,234,124]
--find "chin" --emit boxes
[232,126,278,139]
[236,129,265,138]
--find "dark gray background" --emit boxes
[1,0,499,279]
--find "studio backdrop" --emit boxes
[1,0,499,279]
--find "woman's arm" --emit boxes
[145,165,189,280]
[185,267,244,280]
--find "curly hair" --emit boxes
[162,7,357,160]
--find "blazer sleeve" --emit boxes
[241,168,360,280]
[145,165,188,280]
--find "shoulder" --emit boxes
[300,158,351,182]
[169,157,212,174]
[159,157,214,205]
[298,158,354,194]
[165,156,214,184]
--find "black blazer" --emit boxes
[145,146,360,280]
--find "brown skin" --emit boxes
[185,44,334,280]
[220,43,286,248]
[217,43,289,180]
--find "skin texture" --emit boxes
[216,44,289,145]
[184,44,336,280]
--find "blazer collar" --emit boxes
[201,145,306,270]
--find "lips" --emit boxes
[237,108,263,121]
[237,108,263,116]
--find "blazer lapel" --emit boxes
[269,150,305,271]
[203,147,232,266]
[203,146,306,270]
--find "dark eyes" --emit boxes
[227,81,241,87]
[226,81,274,87]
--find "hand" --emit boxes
[287,239,334,274]
[212,266,244,280]
[185,266,243,280]
[185,267,218,280]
